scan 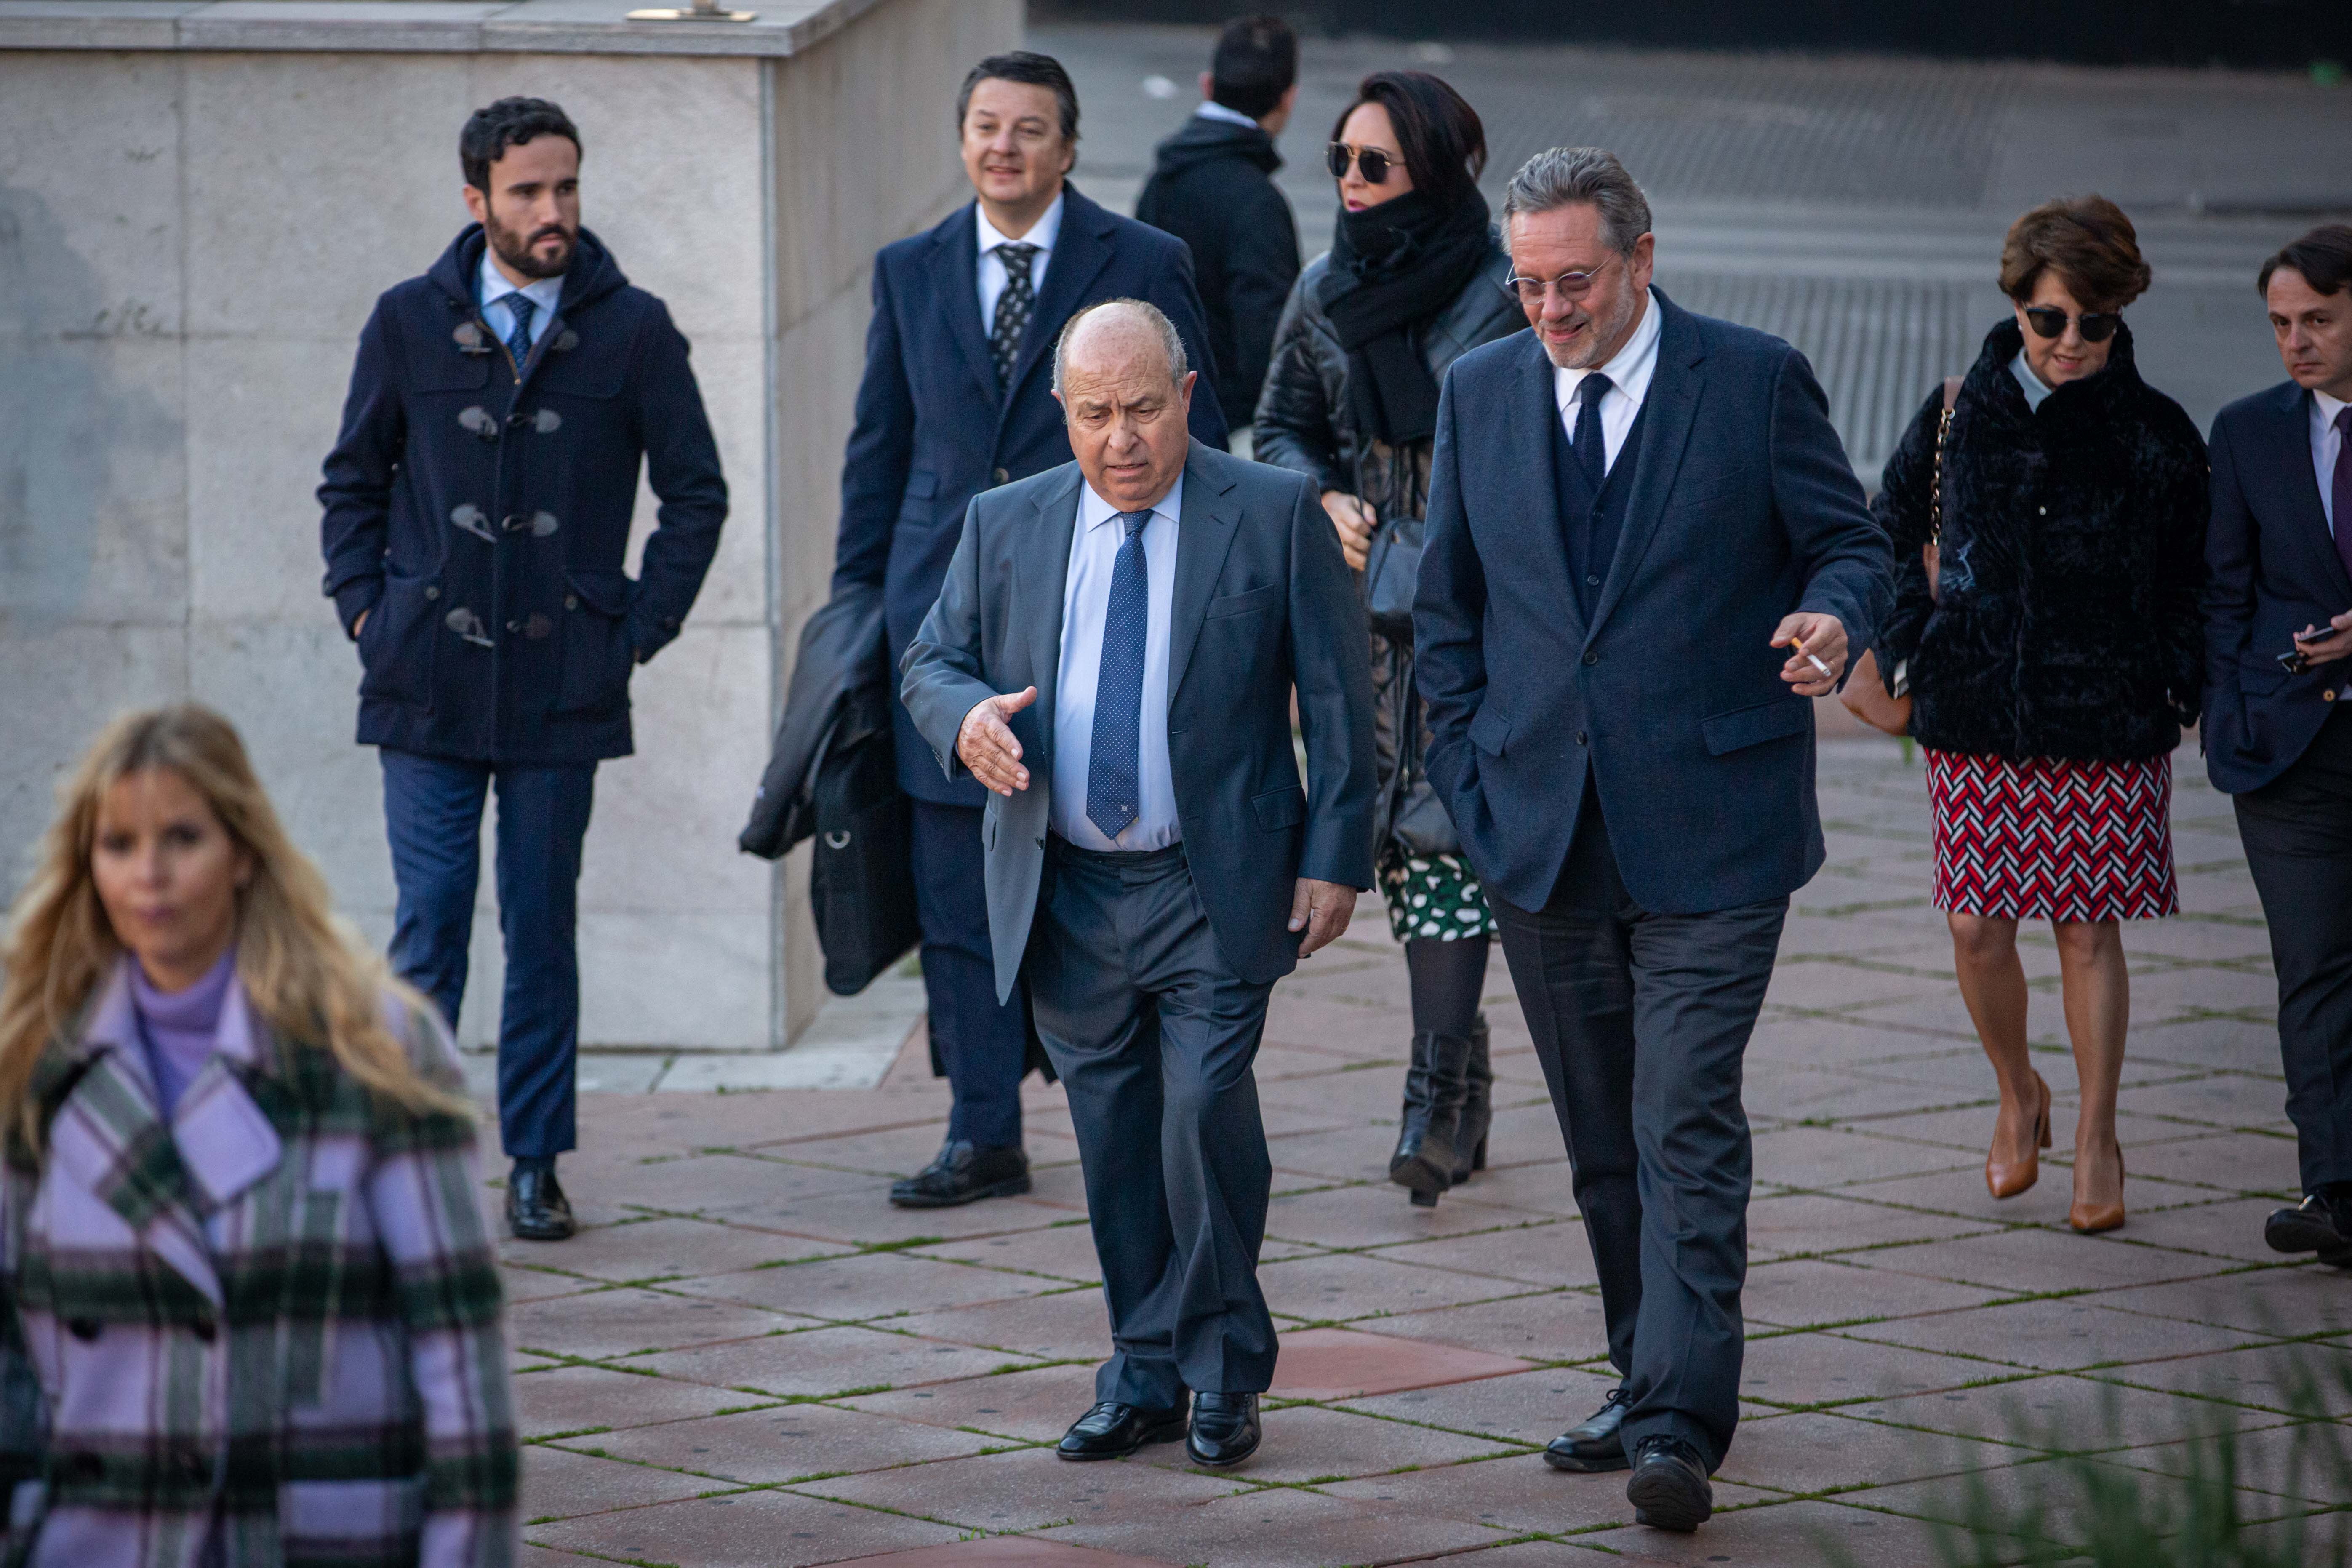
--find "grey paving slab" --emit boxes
[525,1487,966,1566]
[551,1401,999,1486]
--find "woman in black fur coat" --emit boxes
[1874,195,2208,1236]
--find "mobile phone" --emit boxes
[2294,621,2346,643]
[2280,648,2313,675]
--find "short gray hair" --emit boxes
[1501,147,1652,256]
[1052,298,1188,395]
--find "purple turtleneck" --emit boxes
[127,947,237,1117]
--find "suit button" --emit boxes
[565,595,579,610]
[67,1317,100,1342]
[992,467,1010,485]
[1586,574,1600,587]
[2038,505,2047,515]
[2326,690,2339,704]
[424,585,441,600]
[1576,731,1589,745]
[1582,651,1599,666]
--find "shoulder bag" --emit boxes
[1843,375,1960,737]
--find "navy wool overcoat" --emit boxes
[320,225,728,765]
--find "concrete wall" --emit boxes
[0,0,1021,1049]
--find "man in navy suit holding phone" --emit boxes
[833,52,1227,1208]
[1413,147,1888,1533]
[2203,224,2352,1269]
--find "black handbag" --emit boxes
[1361,510,1425,645]
[1389,776,1461,858]
[806,694,921,997]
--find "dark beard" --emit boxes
[485,208,575,280]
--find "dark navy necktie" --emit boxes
[1573,372,1614,497]
[501,294,536,369]
[2333,404,2352,587]
[1086,510,1153,843]
[989,243,1039,388]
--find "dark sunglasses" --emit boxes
[1326,141,1395,184]
[2022,305,2123,343]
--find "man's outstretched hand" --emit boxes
[1289,877,1355,957]
[957,687,1038,796]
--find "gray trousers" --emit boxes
[1027,837,1279,1408]
[1491,781,1787,1472]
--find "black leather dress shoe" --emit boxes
[1185,1392,1261,1467]
[2267,1190,2352,1267]
[1544,1387,1633,1472]
[1056,1400,1188,1461]
[888,1141,1031,1208]
[1626,1436,1713,1533]
[506,1164,574,1242]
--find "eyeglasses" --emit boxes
[1504,256,1618,305]
[2022,305,2122,343]
[1326,141,1396,184]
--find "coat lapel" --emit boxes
[1168,443,1244,704]
[2263,382,2352,603]
[170,984,285,1216]
[932,205,1001,407]
[1507,334,1585,645]
[1588,294,1704,642]
[49,965,224,1305]
[1024,466,1085,769]
[1001,186,1117,419]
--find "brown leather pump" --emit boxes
[2069,1146,2126,1235]
[1985,1070,2053,1200]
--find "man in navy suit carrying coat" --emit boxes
[833,53,1228,1208]
[1413,148,1890,1533]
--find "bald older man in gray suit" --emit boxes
[901,299,1375,1472]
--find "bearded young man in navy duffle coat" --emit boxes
[318,97,727,1241]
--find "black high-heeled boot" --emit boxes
[1390,1031,1473,1207]
[1450,1013,1492,1186]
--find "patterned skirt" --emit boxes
[1924,750,2179,921]
[1378,844,1499,943]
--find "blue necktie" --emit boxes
[1086,510,1153,843]
[1573,371,1613,497]
[501,294,536,368]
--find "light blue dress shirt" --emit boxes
[1052,475,1184,851]
[478,248,565,355]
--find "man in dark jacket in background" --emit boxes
[834,51,1226,1209]
[320,97,727,1242]
[1136,16,1301,437]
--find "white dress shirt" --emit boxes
[2314,387,2348,535]
[1052,476,1184,852]
[1193,99,1260,129]
[976,191,1065,333]
[1553,286,1664,477]
[477,249,564,354]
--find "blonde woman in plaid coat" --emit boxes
[0,707,516,1568]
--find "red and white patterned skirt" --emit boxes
[1923,750,2179,921]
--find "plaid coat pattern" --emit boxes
[0,962,515,1568]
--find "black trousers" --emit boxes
[1491,782,1787,1472]
[1026,838,1278,1408]
[910,800,1031,1148]
[2235,704,2352,1194]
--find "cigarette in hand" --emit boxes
[1805,653,1833,678]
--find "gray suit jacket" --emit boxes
[901,439,1377,1001]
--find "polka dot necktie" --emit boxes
[501,294,536,370]
[989,243,1039,389]
[1086,511,1152,843]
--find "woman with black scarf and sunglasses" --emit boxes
[1871,195,2208,1236]
[1255,71,1518,1208]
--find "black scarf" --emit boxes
[1317,186,1495,448]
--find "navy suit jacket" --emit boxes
[831,184,1229,804]
[899,442,1375,1000]
[1414,292,1891,915]
[2203,381,2351,795]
